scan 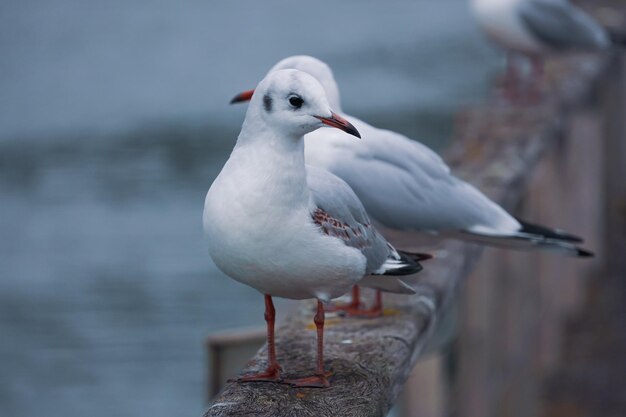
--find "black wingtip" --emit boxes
[381,250,430,276]
[576,247,595,258]
[410,252,434,262]
[554,231,583,244]
[384,263,424,276]
[515,217,583,243]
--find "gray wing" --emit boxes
[306,165,390,275]
[308,118,519,234]
[518,0,610,50]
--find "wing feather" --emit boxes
[518,0,609,50]
[307,166,424,277]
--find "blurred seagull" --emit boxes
[230,55,594,314]
[204,69,428,387]
[469,0,625,96]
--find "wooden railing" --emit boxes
[204,7,625,417]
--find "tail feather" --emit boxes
[405,252,434,262]
[363,250,430,294]
[454,218,594,258]
[358,276,417,294]
[374,250,432,276]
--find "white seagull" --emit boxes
[230,55,593,313]
[469,0,625,93]
[204,69,428,387]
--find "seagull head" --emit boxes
[246,69,359,139]
[231,55,342,112]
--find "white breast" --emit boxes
[203,145,366,301]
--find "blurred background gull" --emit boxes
[0,0,500,416]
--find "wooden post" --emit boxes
[602,54,626,270]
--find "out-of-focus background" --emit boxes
[0,1,501,416]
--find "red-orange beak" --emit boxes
[230,89,255,104]
[315,112,361,139]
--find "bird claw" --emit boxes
[235,364,283,384]
[236,375,283,384]
[284,373,331,388]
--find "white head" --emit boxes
[268,56,342,112]
[242,69,359,140]
[231,55,343,113]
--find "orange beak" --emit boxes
[230,89,255,104]
[315,112,361,139]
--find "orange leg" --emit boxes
[501,52,521,103]
[530,56,544,83]
[237,295,282,383]
[350,286,361,309]
[327,286,384,318]
[326,285,361,312]
[501,54,545,104]
[526,56,545,103]
[347,289,383,318]
[284,300,331,388]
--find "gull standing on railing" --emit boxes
[204,69,429,387]
[469,0,625,96]
[230,55,593,316]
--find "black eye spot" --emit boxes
[263,94,273,112]
[288,95,304,109]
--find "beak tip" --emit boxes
[316,112,361,139]
[229,89,255,105]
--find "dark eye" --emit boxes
[288,95,304,108]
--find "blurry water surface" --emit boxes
[0,1,500,416]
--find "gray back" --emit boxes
[518,0,609,50]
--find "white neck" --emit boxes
[227,117,310,213]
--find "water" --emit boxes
[0,1,500,416]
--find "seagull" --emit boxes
[469,0,625,96]
[204,69,428,388]
[230,55,593,314]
